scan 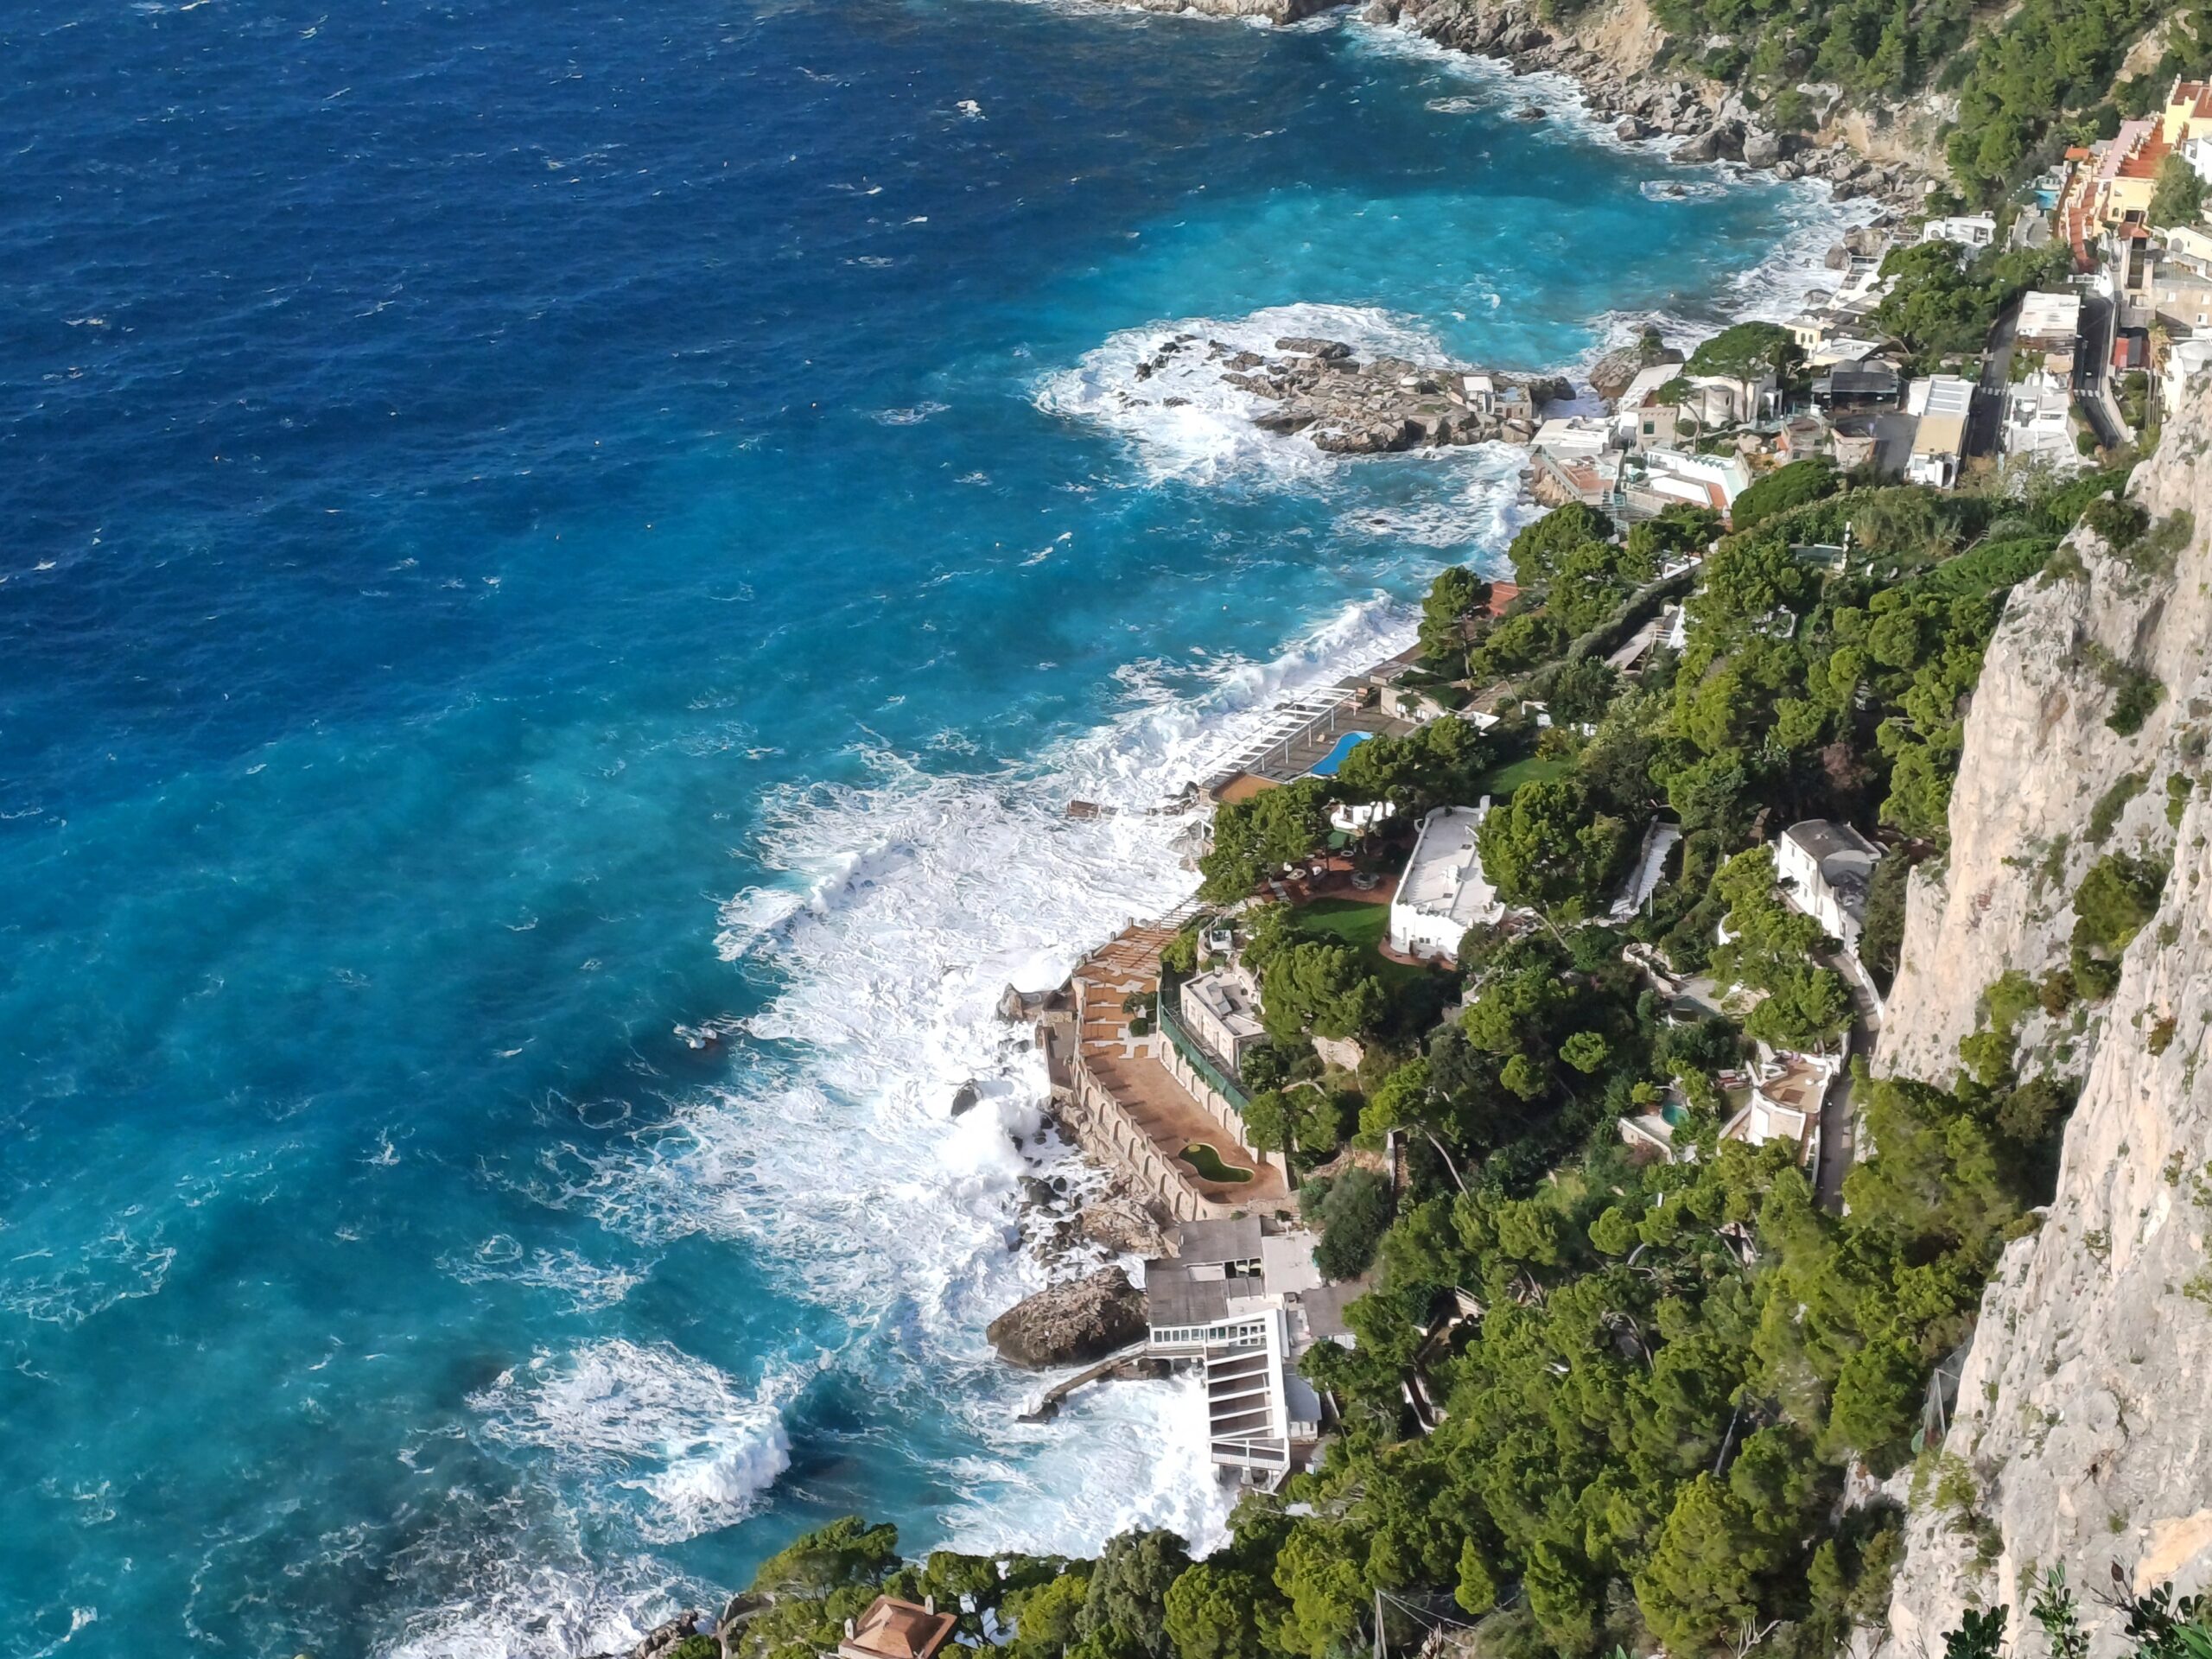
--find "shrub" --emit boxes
[1310,1166,1395,1281]
[1732,458,1840,532]
[2107,668,2165,736]
[2074,852,2169,950]
[1859,852,1915,995]
[2037,967,2075,1016]
[2087,770,2147,843]
[2069,851,2170,999]
[2133,509,2194,575]
[2082,495,2148,553]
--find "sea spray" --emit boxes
[473,1341,798,1545]
[556,595,1419,1570]
[1034,302,1460,485]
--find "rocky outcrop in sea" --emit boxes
[1129,332,1570,455]
[986,1265,1148,1368]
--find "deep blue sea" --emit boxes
[0,3,1840,1653]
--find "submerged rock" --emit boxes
[987,1266,1147,1369]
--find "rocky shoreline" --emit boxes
[1085,0,1930,213]
[1379,0,1925,209]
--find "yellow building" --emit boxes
[2158,79,2212,147]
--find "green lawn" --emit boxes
[1472,754,1573,799]
[1294,897,1435,988]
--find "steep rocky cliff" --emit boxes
[1878,385,2212,1655]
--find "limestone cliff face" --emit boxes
[1878,385,2212,1656]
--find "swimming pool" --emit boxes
[1308,729,1372,777]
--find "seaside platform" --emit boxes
[1042,910,1291,1222]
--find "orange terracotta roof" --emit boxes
[842,1598,958,1659]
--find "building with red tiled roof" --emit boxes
[2056,78,2212,269]
[837,1598,958,1659]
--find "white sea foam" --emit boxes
[1033,302,1451,484]
[442,1238,646,1312]
[1329,441,1535,562]
[554,594,1415,1590]
[472,1340,795,1545]
[381,1546,708,1659]
[0,1217,177,1328]
[1340,10,1874,357]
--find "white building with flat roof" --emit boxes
[2016,289,2083,353]
[1907,375,1974,488]
[1531,414,1614,458]
[1388,804,1503,963]
[1142,1218,1355,1488]
[2004,371,2078,465]
[1923,214,1998,249]
[1640,447,1754,515]
[1178,963,1265,1072]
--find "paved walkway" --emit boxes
[1817,950,1885,1211]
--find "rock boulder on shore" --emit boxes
[987,1266,1147,1370]
[582,1612,707,1659]
[1079,1192,1170,1256]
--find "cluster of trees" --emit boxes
[1198,779,1334,905]
[1637,0,2212,205]
[1642,0,1974,104]
[2152,152,2208,230]
[1213,483,2069,959]
[1710,848,1855,1048]
[1868,242,2070,372]
[994,472,2156,1659]
[1946,0,2185,199]
[737,995,2075,1659]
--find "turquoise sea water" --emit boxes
[0,3,1840,1653]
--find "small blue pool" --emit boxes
[1307,729,1372,778]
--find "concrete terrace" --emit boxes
[1205,674,1419,794]
[1071,916,1289,1210]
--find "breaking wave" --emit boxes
[472,1340,796,1546]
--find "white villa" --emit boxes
[1639,447,1755,516]
[1388,804,1502,963]
[1178,963,1266,1072]
[1774,818,1883,955]
[1923,213,1998,249]
[1721,1047,1843,1164]
[2004,371,2078,466]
